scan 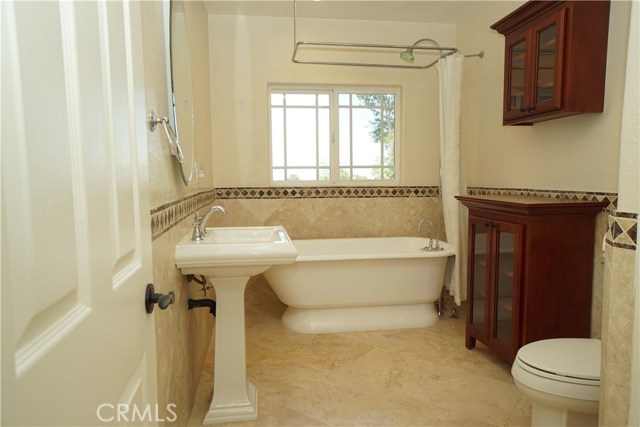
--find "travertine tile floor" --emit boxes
[188,282,531,427]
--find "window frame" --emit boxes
[268,85,401,186]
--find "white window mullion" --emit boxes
[380,104,385,174]
[315,94,319,181]
[282,100,288,180]
[330,90,338,184]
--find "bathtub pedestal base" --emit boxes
[281,303,439,334]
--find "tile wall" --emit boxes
[152,217,215,426]
[152,186,443,240]
[601,210,638,426]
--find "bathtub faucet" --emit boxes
[418,219,435,251]
[192,205,227,241]
[418,218,443,252]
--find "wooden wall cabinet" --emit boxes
[491,1,610,125]
[456,195,606,363]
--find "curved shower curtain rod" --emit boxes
[291,0,484,69]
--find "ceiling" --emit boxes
[203,1,479,24]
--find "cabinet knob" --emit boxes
[520,106,533,113]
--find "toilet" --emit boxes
[511,338,601,427]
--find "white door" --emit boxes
[1,1,159,426]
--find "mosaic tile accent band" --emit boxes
[214,186,440,199]
[151,185,621,241]
[467,186,618,211]
[151,190,217,240]
[605,211,638,250]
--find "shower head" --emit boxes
[400,50,415,63]
[399,38,442,63]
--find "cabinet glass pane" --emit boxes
[495,230,515,346]
[472,225,488,328]
[536,24,556,104]
[509,40,526,112]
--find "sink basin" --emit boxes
[175,226,298,277]
[174,225,297,423]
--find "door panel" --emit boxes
[1,1,157,425]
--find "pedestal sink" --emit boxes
[175,226,297,424]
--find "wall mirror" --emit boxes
[164,0,196,186]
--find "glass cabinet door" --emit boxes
[505,32,528,119]
[536,25,556,104]
[491,222,522,355]
[470,221,489,332]
[494,230,516,346]
[532,9,565,114]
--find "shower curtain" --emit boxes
[437,53,467,306]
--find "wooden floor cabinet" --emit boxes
[456,195,606,363]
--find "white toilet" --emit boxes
[511,338,601,427]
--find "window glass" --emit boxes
[269,87,398,185]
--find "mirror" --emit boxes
[164,0,195,186]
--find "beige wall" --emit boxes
[208,15,456,187]
[141,1,214,425]
[457,1,629,193]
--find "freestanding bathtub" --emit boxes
[263,237,455,334]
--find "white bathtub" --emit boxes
[263,237,455,334]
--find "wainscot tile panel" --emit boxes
[151,186,439,239]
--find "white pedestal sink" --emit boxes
[175,226,297,424]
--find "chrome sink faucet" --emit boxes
[192,205,227,241]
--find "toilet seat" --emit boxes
[515,338,600,386]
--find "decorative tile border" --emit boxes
[605,211,638,250]
[467,186,618,212]
[214,186,440,199]
[151,190,217,240]
[151,186,627,243]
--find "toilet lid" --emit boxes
[516,338,600,381]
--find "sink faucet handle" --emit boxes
[192,211,204,241]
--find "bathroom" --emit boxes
[1,0,637,426]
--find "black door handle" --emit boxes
[145,283,175,313]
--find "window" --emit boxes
[269,86,399,185]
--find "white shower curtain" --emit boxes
[437,53,467,306]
